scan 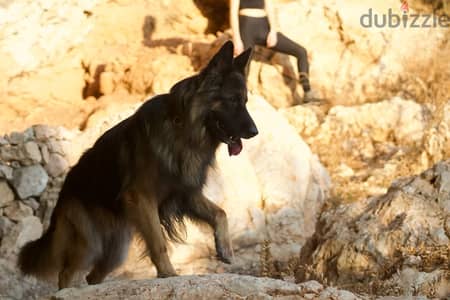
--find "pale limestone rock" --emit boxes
[12,165,48,199]
[4,201,33,222]
[15,216,43,249]
[52,274,363,300]
[298,160,450,295]
[24,141,42,163]
[0,180,14,208]
[45,153,69,177]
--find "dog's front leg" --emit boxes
[188,193,234,264]
[124,190,177,278]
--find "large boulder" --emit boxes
[52,274,362,300]
[296,160,450,298]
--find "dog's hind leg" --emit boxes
[57,234,87,289]
[124,190,177,278]
[86,227,132,285]
[56,201,98,289]
[186,193,234,264]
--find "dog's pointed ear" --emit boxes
[204,40,234,74]
[233,47,253,77]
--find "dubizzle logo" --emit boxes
[359,0,449,28]
[400,1,409,14]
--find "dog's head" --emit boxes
[200,41,258,156]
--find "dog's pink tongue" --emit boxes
[228,139,243,156]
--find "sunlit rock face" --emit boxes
[297,160,450,297]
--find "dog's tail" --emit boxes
[18,216,59,278]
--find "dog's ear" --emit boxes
[233,47,253,77]
[204,40,234,74]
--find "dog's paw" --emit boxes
[157,271,178,278]
[216,241,234,264]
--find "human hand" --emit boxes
[233,38,244,56]
[266,30,277,48]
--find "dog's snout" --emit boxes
[243,122,258,139]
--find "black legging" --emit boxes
[239,15,311,92]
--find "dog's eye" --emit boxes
[230,97,240,104]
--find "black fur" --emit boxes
[18,41,257,289]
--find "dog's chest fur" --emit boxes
[152,124,217,188]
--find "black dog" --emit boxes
[18,41,258,289]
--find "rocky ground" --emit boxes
[0,0,449,299]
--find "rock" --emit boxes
[0,144,21,162]
[12,165,48,199]
[0,164,13,180]
[0,258,54,300]
[317,97,425,146]
[7,131,24,145]
[0,216,14,240]
[45,153,69,177]
[281,105,320,137]
[46,139,67,155]
[256,61,298,108]
[99,71,115,95]
[23,198,39,212]
[244,95,330,247]
[15,216,43,249]
[0,136,8,145]
[0,0,98,78]
[23,141,42,163]
[0,180,14,208]
[7,128,35,145]
[52,274,363,300]
[296,159,450,296]
[39,144,50,164]
[33,125,57,141]
[4,201,33,221]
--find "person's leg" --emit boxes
[238,15,258,50]
[269,33,311,93]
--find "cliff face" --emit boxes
[1,0,448,133]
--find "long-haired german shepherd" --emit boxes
[18,41,257,289]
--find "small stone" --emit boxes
[23,141,42,163]
[0,145,21,162]
[0,181,15,208]
[33,125,56,141]
[47,139,65,155]
[4,201,33,221]
[10,161,20,168]
[23,198,40,211]
[0,164,13,180]
[404,255,422,266]
[12,165,49,199]
[45,153,69,177]
[0,216,14,239]
[299,280,324,294]
[23,127,35,141]
[15,216,43,249]
[337,290,360,300]
[0,136,8,145]
[8,131,24,145]
[40,144,50,164]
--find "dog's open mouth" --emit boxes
[216,121,243,156]
[227,136,242,156]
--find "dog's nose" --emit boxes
[244,123,258,138]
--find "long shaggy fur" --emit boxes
[17,41,256,289]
